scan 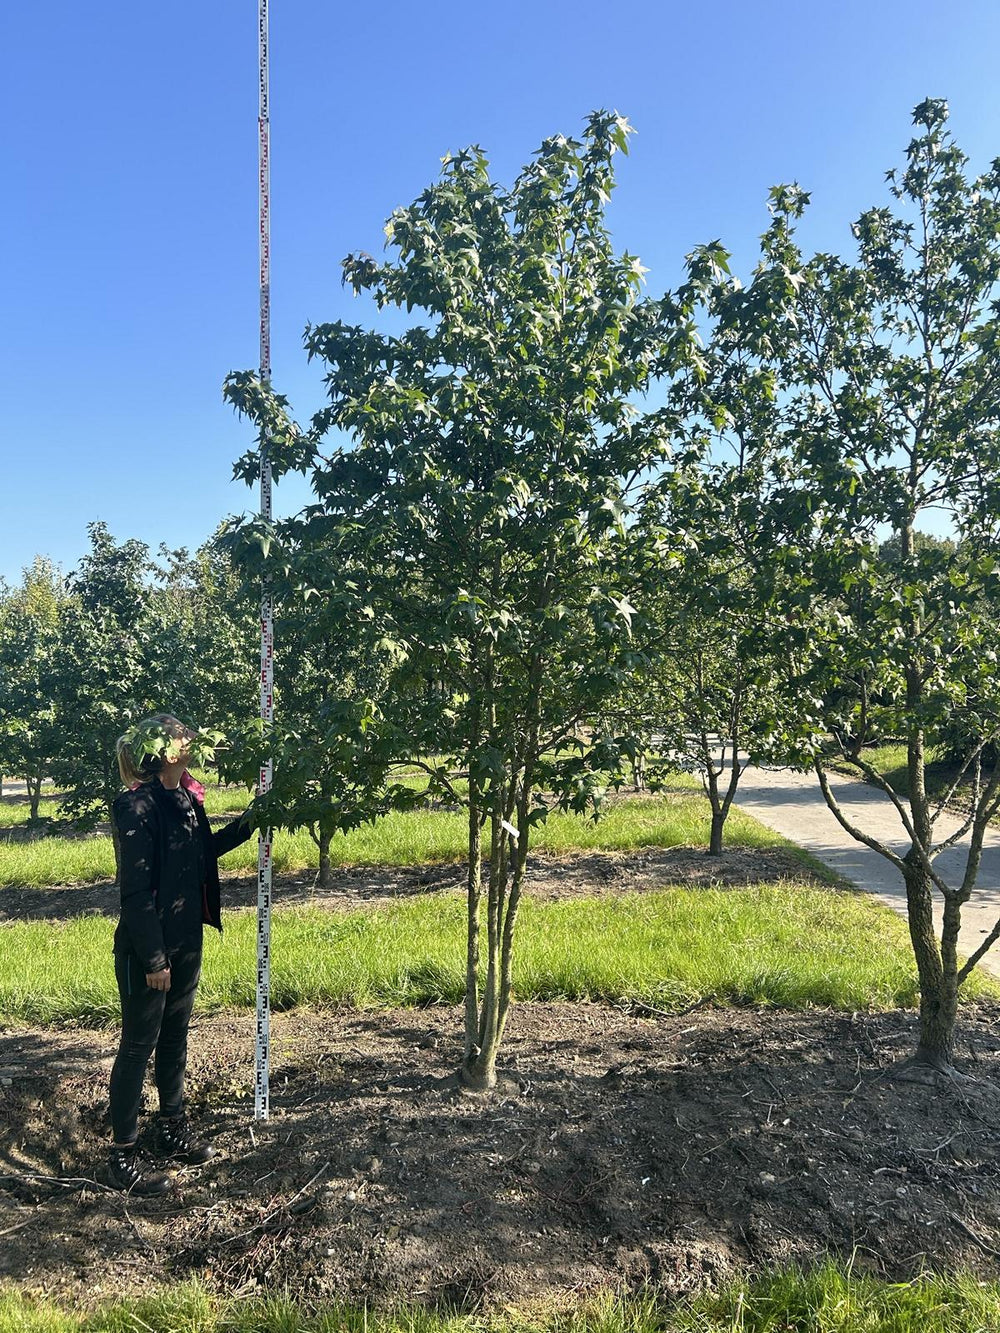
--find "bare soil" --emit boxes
[0,845,816,923]
[3,840,995,1309]
[4,1002,1000,1309]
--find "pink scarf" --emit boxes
[130,770,206,803]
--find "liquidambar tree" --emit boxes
[634,242,794,855]
[757,101,1000,1076]
[224,112,691,1089]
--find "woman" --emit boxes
[107,713,253,1194]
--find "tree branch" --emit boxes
[815,762,907,872]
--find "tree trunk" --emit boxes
[463,1045,498,1091]
[917,976,958,1072]
[496,810,531,1051]
[902,853,958,1072]
[317,830,333,889]
[464,798,483,1068]
[895,518,961,1071]
[709,807,725,857]
[463,809,505,1090]
[27,776,42,822]
[704,760,725,858]
[464,813,527,1091]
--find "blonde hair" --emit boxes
[116,713,192,787]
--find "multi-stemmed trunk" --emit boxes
[701,732,743,858]
[461,806,531,1091]
[461,748,532,1088]
[899,684,960,1072]
[460,633,541,1092]
[815,520,1000,1074]
[899,526,959,1072]
[694,653,745,857]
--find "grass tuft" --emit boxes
[4,1267,1000,1332]
[681,1261,1000,1331]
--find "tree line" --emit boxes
[4,99,1000,1092]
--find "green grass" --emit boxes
[0,798,63,827]
[829,743,953,804]
[0,786,250,829]
[3,1266,1000,1332]
[0,792,787,889]
[0,881,977,1027]
[201,784,252,817]
[684,1263,1000,1332]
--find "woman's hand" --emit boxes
[146,967,171,992]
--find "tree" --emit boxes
[224,112,690,1088]
[635,244,796,854]
[47,524,173,875]
[152,535,259,745]
[0,557,65,818]
[233,543,401,890]
[749,100,1000,1076]
[639,562,782,856]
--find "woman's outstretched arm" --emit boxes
[212,810,255,859]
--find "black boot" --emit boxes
[107,1143,172,1195]
[153,1113,216,1165]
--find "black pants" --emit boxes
[109,943,202,1144]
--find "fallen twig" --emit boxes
[0,1218,34,1239]
[0,1172,110,1193]
[626,995,713,1021]
[217,1160,330,1247]
[947,1211,1000,1259]
[121,1200,156,1255]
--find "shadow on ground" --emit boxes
[3,1002,1000,1308]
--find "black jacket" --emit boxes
[112,781,254,974]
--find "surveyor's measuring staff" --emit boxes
[255,0,273,1122]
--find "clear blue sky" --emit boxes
[3,0,999,584]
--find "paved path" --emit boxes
[735,765,1000,979]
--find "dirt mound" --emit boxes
[3,1002,1000,1308]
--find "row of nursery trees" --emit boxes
[0,535,258,868]
[4,101,1000,1089]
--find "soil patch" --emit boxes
[3,1003,1000,1308]
[0,846,817,923]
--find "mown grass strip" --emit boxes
[827,742,953,805]
[1,771,705,831]
[0,787,250,831]
[0,883,973,1027]
[0,793,784,889]
[0,798,63,827]
[684,1262,1000,1332]
[3,1265,1000,1332]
